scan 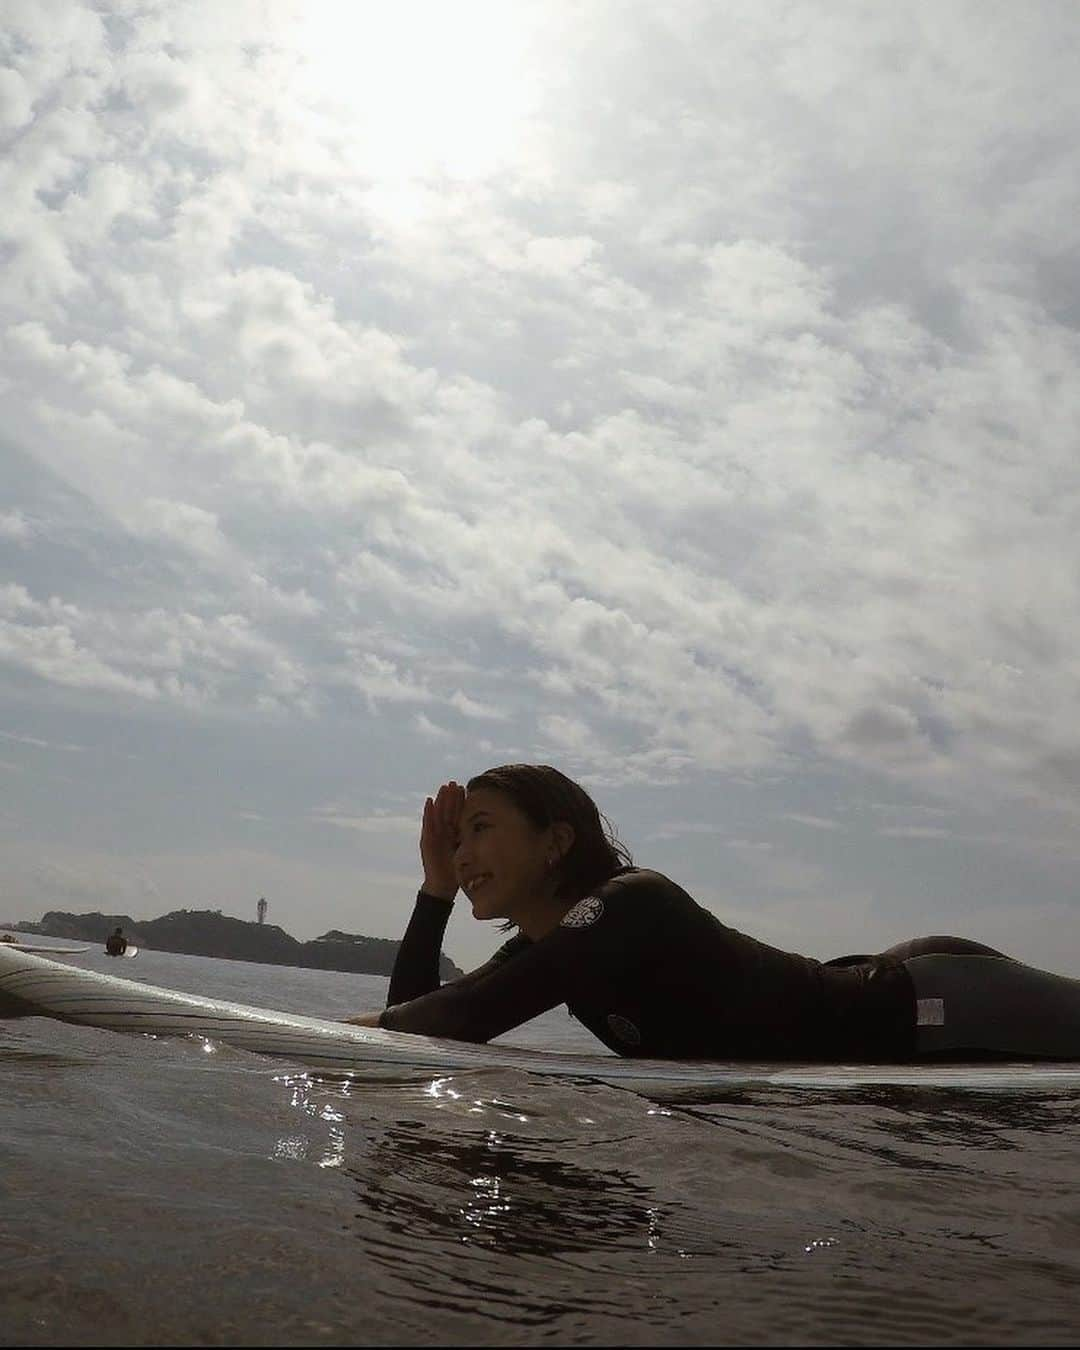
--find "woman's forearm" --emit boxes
[386,889,455,1005]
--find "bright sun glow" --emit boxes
[291,0,542,181]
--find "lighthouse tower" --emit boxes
[257,896,267,925]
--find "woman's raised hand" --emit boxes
[420,780,465,900]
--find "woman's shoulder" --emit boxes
[596,866,693,903]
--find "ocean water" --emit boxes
[2,944,1080,1347]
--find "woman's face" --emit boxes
[454,786,554,924]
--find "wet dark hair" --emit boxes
[465,763,632,903]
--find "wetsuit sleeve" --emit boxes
[379,872,667,1043]
[386,891,455,1005]
[385,890,531,1010]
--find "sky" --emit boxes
[2,0,1080,975]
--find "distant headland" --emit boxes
[6,908,464,980]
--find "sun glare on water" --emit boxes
[290,0,542,181]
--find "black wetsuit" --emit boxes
[380,867,917,1061]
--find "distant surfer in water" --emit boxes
[344,764,1080,1061]
[105,927,128,957]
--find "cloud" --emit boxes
[0,509,32,541]
[413,712,451,740]
[0,65,33,132]
[307,806,416,835]
[0,729,84,752]
[877,826,953,840]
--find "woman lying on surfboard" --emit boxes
[345,764,1080,1061]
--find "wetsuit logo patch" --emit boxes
[560,896,604,928]
[916,998,945,1026]
[606,1013,641,1047]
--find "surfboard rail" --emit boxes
[3,944,1079,1095]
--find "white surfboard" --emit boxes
[2,943,90,954]
[2,944,1079,1096]
[106,945,139,959]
